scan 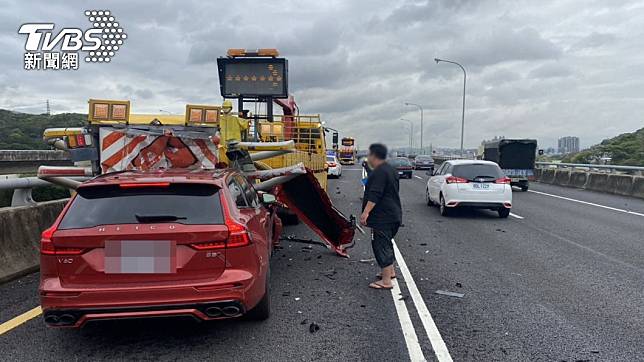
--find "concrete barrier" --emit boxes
[553,170,571,187]
[586,173,609,192]
[541,169,556,184]
[0,199,67,283]
[569,171,588,189]
[607,174,634,196]
[632,176,644,199]
[533,168,542,179]
[535,168,644,200]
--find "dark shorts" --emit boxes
[370,223,400,268]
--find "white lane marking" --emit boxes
[390,275,426,361]
[393,239,453,362]
[509,212,524,219]
[414,175,424,180]
[528,190,644,217]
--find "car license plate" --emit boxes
[472,183,490,190]
[511,178,520,182]
[398,171,404,175]
[105,240,176,274]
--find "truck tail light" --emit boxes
[40,226,84,255]
[495,177,511,184]
[446,176,468,184]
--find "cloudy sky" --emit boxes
[1,0,644,150]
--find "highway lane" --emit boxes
[0,170,434,361]
[402,170,643,361]
[1,167,643,361]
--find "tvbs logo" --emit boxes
[18,10,127,70]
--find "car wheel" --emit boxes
[246,274,270,321]
[521,185,528,192]
[498,208,510,218]
[439,195,450,216]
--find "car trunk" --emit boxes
[52,224,228,288]
[453,164,506,195]
[53,183,228,288]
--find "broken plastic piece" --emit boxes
[435,290,464,298]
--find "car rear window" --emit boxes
[389,158,412,166]
[416,156,433,161]
[451,164,503,181]
[326,156,335,161]
[58,183,223,229]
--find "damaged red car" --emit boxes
[39,169,282,328]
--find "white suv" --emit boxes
[425,160,512,218]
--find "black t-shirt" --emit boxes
[362,162,402,227]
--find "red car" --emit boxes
[39,169,282,328]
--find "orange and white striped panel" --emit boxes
[99,127,219,173]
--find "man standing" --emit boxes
[360,143,402,290]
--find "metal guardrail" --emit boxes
[0,176,89,207]
[535,162,644,175]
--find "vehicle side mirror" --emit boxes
[260,193,277,205]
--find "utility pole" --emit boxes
[404,102,424,153]
[46,99,51,116]
[435,58,467,156]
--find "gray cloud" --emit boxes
[1,0,643,151]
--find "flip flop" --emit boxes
[369,281,393,290]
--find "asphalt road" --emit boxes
[1,167,643,361]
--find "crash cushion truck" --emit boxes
[42,99,354,256]
[483,139,537,191]
[338,137,356,165]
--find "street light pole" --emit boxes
[435,58,466,156]
[400,118,413,150]
[404,102,423,153]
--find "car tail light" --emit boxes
[327,162,336,167]
[40,226,84,255]
[495,177,511,184]
[225,219,251,248]
[446,176,468,184]
[189,240,226,250]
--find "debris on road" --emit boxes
[435,290,465,298]
[300,319,308,325]
[419,243,427,246]
[309,322,320,333]
[455,282,463,288]
[359,258,375,263]
[399,295,409,301]
[295,297,301,301]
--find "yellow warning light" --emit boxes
[205,109,218,123]
[189,108,203,123]
[112,104,127,120]
[226,48,280,57]
[257,48,279,57]
[227,48,246,57]
[94,103,109,119]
